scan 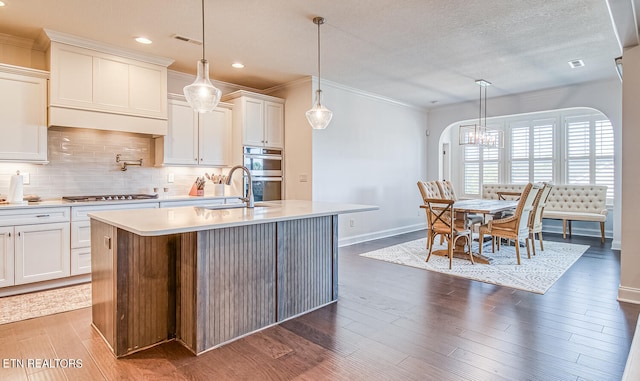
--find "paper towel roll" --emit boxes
[8,171,24,204]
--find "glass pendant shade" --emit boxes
[183,59,222,113]
[306,89,333,130]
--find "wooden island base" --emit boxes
[91,215,338,357]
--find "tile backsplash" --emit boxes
[0,127,236,200]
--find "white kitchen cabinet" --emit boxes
[70,202,159,275]
[45,30,173,135]
[222,91,284,149]
[156,95,232,166]
[0,207,71,287]
[14,222,70,285]
[0,227,14,288]
[0,64,48,163]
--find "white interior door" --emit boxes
[442,143,450,180]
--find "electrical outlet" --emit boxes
[167,173,175,183]
[22,172,30,185]
[349,218,355,227]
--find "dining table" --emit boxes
[422,198,519,264]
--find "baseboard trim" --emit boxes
[338,223,426,247]
[618,286,640,305]
[0,275,91,298]
[542,225,611,240]
[612,240,621,250]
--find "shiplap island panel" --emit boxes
[89,200,376,357]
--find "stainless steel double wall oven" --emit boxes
[243,146,283,201]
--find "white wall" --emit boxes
[427,79,623,247]
[308,80,429,245]
[619,45,640,304]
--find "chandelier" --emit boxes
[459,79,503,148]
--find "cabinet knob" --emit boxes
[200,158,203,161]
[194,158,198,161]
[7,232,10,238]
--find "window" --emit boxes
[462,123,502,195]
[566,115,614,199]
[459,109,614,203]
[509,118,555,183]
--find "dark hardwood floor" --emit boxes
[1,232,639,380]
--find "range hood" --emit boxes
[44,29,173,136]
[48,106,169,136]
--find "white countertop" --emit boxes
[0,195,239,210]
[88,200,378,236]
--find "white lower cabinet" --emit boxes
[70,202,159,275]
[14,222,70,285]
[0,227,15,288]
[0,207,71,288]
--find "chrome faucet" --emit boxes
[225,165,254,208]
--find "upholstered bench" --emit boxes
[482,183,608,242]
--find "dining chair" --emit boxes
[478,183,540,265]
[528,182,553,255]
[417,181,444,249]
[493,191,521,219]
[423,197,473,269]
[436,179,484,229]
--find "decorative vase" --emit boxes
[213,184,224,197]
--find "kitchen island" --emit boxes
[88,200,377,357]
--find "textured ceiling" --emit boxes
[0,0,622,108]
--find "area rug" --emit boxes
[0,283,91,325]
[359,239,589,294]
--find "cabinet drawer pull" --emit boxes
[18,232,21,237]
[36,214,50,218]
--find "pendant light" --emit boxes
[306,17,333,130]
[459,79,503,148]
[183,0,222,113]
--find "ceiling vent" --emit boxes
[172,34,202,45]
[568,59,585,68]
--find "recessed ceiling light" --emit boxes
[568,59,584,68]
[0,2,6,7]
[232,62,245,69]
[135,37,152,44]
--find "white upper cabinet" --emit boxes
[0,64,48,163]
[45,29,174,135]
[156,95,232,166]
[222,91,284,149]
[199,105,233,166]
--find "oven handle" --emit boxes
[244,154,282,160]
[251,176,283,181]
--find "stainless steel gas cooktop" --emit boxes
[62,194,159,202]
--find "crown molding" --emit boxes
[168,69,265,94]
[43,29,174,67]
[0,62,49,78]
